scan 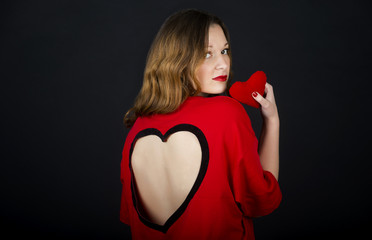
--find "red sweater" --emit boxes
[120,96,282,239]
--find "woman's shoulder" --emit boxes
[131,96,250,131]
[189,96,255,135]
[191,96,247,116]
[181,96,251,126]
[210,95,244,108]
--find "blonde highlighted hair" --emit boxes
[124,9,232,128]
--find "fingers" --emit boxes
[265,82,271,93]
[252,82,276,108]
[252,91,270,109]
[263,82,276,103]
[252,82,279,120]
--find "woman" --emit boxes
[120,9,281,239]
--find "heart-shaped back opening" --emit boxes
[129,124,209,233]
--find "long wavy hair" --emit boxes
[124,9,232,128]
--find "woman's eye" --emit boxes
[205,52,212,59]
[221,48,229,55]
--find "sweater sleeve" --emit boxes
[120,185,130,225]
[119,144,130,225]
[225,101,282,218]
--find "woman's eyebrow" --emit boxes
[208,43,229,48]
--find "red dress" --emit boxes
[120,96,282,239]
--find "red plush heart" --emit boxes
[229,71,267,108]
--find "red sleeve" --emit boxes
[120,187,130,224]
[119,146,130,225]
[226,101,282,218]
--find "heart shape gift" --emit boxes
[229,71,267,108]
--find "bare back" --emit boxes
[131,131,202,225]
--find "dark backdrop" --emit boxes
[2,0,371,239]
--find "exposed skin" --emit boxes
[196,24,230,96]
[132,131,201,225]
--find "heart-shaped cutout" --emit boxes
[229,71,267,108]
[129,124,209,233]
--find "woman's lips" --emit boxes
[212,75,227,82]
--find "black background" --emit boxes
[2,0,371,239]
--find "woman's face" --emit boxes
[195,24,230,96]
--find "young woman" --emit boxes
[120,9,281,239]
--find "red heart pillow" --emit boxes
[229,71,267,108]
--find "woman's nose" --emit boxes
[215,54,229,70]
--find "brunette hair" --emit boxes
[124,9,232,128]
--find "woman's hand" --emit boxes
[252,83,279,123]
[252,82,280,180]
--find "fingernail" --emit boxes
[252,92,258,97]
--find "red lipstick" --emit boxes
[212,75,227,82]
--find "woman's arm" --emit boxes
[252,83,280,180]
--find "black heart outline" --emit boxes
[129,124,209,233]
